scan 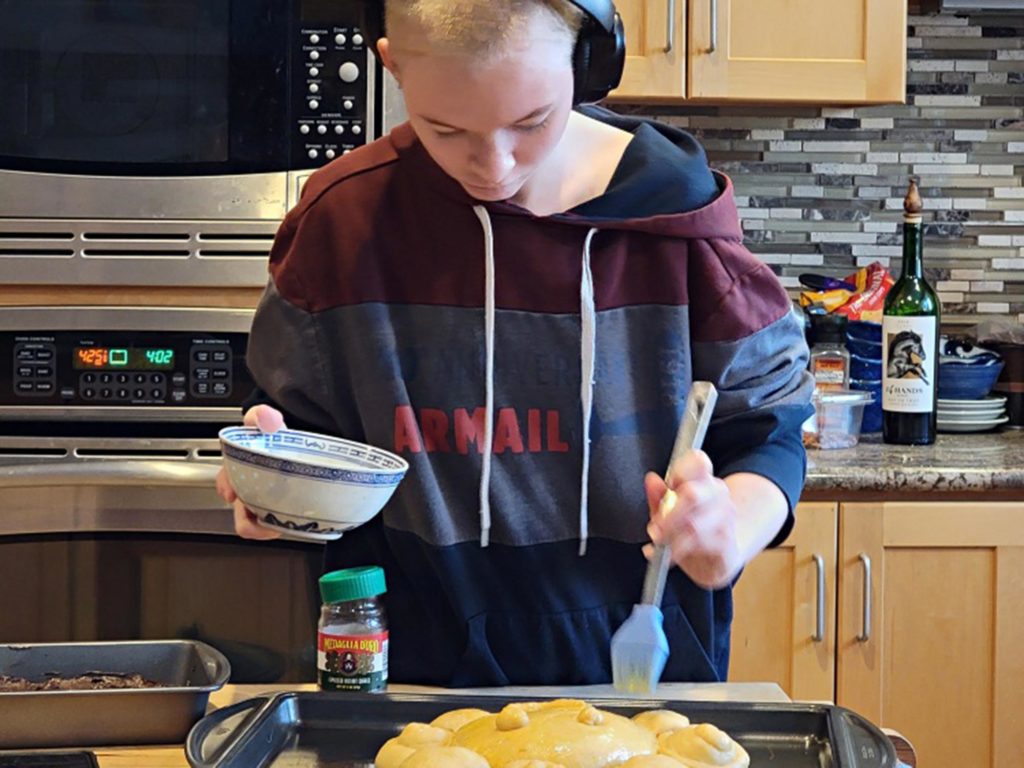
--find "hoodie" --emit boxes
[244,107,815,687]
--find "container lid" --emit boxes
[810,312,848,344]
[319,566,386,603]
[812,389,873,405]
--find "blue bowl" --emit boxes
[850,378,882,433]
[847,320,883,343]
[937,361,1005,400]
[845,335,883,360]
[850,352,883,381]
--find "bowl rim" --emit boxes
[218,426,409,474]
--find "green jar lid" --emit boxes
[319,566,386,604]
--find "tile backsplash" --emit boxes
[619,12,1024,327]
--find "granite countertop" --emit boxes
[804,429,1024,495]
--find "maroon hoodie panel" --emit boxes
[268,122,781,345]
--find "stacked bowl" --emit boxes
[936,337,1007,433]
[845,320,883,433]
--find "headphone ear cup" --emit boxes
[572,11,626,105]
[571,35,594,106]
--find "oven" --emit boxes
[0,0,405,289]
[0,306,323,683]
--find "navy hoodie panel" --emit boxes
[570,121,719,218]
[325,517,729,686]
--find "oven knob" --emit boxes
[334,124,345,134]
[309,66,320,77]
[309,50,320,61]
[83,388,96,399]
[317,124,328,135]
[308,148,319,160]
[338,62,360,83]
[352,33,364,46]
[342,99,354,111]
[309,99,320,110]
[326,149,336,159]
[83,373,96,384]
[100,373,113,384]
[352,124,363,135]
[300,124,311,134]
[100,388,112,398]
[310,33,321,44]
[309,82,320,94]
[117,388,129,399]
[151,373,165,384]
[117,373,129,384]
[134,388,146,398]
[152,389,165,400]
[335,33,347,46]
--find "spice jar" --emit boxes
[317,566,388,692]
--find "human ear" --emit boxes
[377,38,402,86]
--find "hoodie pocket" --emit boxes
[452,602,721,687]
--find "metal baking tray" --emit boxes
[0,639,230,749]
[186,691,898,767]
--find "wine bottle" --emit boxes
[882,180,940,445]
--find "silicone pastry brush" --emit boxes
[610,381,718,695]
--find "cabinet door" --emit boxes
[838,502,1024,768]
[688,0,906,103]
[729,502,837,702]
[610,0,685,99]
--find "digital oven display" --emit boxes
[74,347,175,370]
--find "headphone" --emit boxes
[360,0,626,105]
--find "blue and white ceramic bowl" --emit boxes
[219,427,408,542]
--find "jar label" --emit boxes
[317,631,388,692]
[812,358,847,390]
[882,316,937,413]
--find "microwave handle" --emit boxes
[0,460,220,488]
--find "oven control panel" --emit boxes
[3,331,254,408]
[293,0,377,166]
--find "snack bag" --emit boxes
[833,262,894,323]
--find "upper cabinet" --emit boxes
[610,0,907,104]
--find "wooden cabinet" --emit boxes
[838,502,1024,768]
[730,502,837,703]
[611,0,906,104]
[732,501,1024,768]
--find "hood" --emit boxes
[386,111,744,243]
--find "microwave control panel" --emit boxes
[294,1,377,166]
[2,330,254,407]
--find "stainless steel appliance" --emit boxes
[0,0,404,288]
[0,306,323,683]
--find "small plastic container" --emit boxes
[317,566,388,692]
[803,389,873,450]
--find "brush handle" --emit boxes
[641,381,718,607]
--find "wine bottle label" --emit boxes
[882,316,937,413]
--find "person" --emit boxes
[216,0,814,687]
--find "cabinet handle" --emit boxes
[812,553,825,642]
[664,0,675,53]
[709,0,718,54]
[857,553,872,642]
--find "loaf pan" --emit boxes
[186,691,898,767]
[0,639,230,748]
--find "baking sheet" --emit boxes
[186,691,898,767]
[0,640,230,749]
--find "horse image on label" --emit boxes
[887,330,929,383]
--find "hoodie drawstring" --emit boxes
[472,205,598,556]
[473,205,496,548]
[578,228,598,556]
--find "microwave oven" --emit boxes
[0,0,405,288]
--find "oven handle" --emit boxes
[0,461,220,488]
